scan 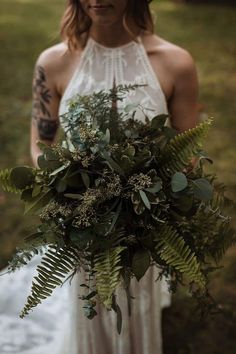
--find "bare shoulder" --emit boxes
[36,42,72,74]
[142,33,197,77]
[34,42,82,95]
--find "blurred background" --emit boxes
[0,0,235,353]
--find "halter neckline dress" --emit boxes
[59,35,171,354]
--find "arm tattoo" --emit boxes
[32,65,58,140]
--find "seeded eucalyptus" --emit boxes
[0,85,235,333]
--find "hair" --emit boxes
[60,0,154,50]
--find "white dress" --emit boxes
[59,36,171,354]
[0,36,171,354]
[0,256,70,354]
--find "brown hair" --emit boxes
[60,0,154,50]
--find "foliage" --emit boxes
[20,246,81,318]
[1,85,235,333]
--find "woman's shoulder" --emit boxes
[35,42,82,76]
[142,33,197,76]
[34,42,83,94]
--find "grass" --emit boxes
[0,1,236,353]
[152,2,236,353]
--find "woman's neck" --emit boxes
[89,22,140,48]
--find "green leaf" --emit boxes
[151,114,169,129]
[124,102,139,113]
[116,302,122,334]
[21,188,33,202]
[10,167,34,189]
[50,163,70,177]
[55,179,67,193]
[104,128,110,144]
[64,193,83,200]
[132,249,150,281]
[24,189,54,215]
[174,195,194,212]
[134,203,145,215]
[94,247,125,309]
[191,178,213,201]
[105,201,122,235]
[125,145,136,157]
[171,172,188,192]
[37,155,48,170]
[101,151,124,176]
[111,297,123,334]
[81,172,90,188]
[139,190,151,210]
[120,155,132,171]
[70,228,94,247]
[32,185,42,198]
[37,149,61,171]
[145,180,162,194]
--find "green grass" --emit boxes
[152,2,236,353]
[0,1,236,353]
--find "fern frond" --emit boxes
[211,181,236,210]
[0,169,21,193]
[94,246,125,310]
[209,223,236,263]
[20,246,80,318]
[159,119,212,179]
[155,224,206,288]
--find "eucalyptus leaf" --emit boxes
[145,180,162,194]
[132,249,150,281]
[10,167,34,189]
[21,188,33,202]
[104,129,110,144]
[37,155,48,170]
[124,130,131,138]
[55,179,67,193]
[81,172,90,189]
[37,154,61,171]
[191,178,213,201]
[139,190,151,210]
[151,114,169,129]
[171,172,188,192]
[124,102,139,113]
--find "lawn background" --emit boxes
[0,1,235,353]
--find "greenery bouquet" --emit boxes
[0,85,235,333]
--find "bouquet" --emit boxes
[1,85,235,333]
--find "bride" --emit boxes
[0,1,199,353]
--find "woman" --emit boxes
[30,0,199,353]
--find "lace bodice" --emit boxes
[59,36,170,126]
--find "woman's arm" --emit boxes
[168,50,200,171]
[30,51,61,167]
[168,50,199,132]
